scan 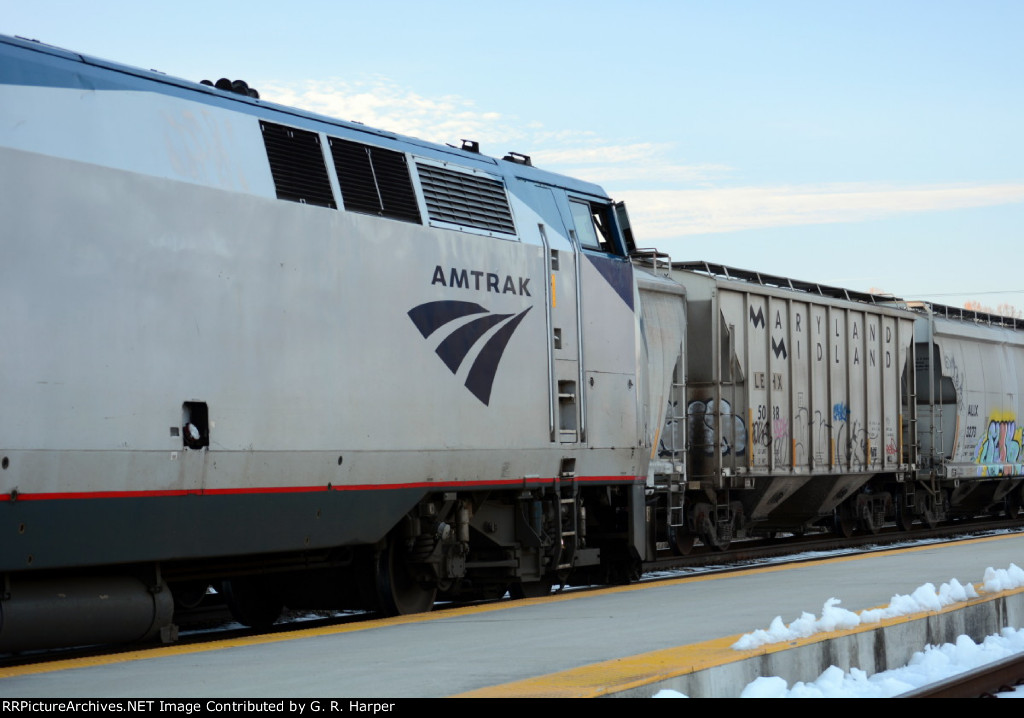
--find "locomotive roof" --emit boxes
[0,33,610,200]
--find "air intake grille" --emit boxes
[260,121,335,208]
[416,163,516,235]
[329,138,421,223]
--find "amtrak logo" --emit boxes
[408,300,531,406]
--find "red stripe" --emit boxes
[0,475,641,502]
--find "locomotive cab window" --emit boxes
[570,200,623,256]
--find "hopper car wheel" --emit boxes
[376,538,437,616]
[921,506,938,529]
[833,503,856,539]
[920,491,944,529]
[695,503,733,552]
[701,527,730,552]
[1005,495,1021,520]
[700,515,734,552]
[896,497,915,532]
[222,577,284,629]
[672,528,695,556]
[858,511,882,535]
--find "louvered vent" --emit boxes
[330,138,421,223]
[260,121,335,208]
[416,163,516,235]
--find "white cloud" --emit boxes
[258,78,722,183]
[534,142,672,165]
[616,183,1024,238]
[534,142,730,184]
[260,78,531,148]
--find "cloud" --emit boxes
[258,78,722,183]
[534,142,672,165]
[533,142,730,184]
[616,183,1024,238]
[260,78,530,147]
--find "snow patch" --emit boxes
[730,566,1024,651]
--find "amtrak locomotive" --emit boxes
[1,35,1021,652]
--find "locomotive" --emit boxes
[1,34,1021,652]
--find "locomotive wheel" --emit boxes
[375,539,437,616]
[509,579,554,599]
[171,581,210,610]
[222,577,285,629]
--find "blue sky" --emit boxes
[5,0,1024,310]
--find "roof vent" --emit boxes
[502,152,532,166]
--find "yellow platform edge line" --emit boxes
[453,581,1024,698]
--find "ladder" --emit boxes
[555,463,578,571]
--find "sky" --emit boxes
[5,0,1024,310]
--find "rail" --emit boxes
[900,651,1024,698]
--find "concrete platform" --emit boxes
[459,572,1024,697]
[2,533,1023,698]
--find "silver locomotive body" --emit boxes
[0,35,651,646]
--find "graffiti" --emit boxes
[849,420,868,470]
[975,416,1023,465]
[832,403,850,423]
[771,417,790,465]
[977,462,1024,478]
[658,399,684,457]
[685,398,748,456]
[751,420,771,448]
[867,419,882,468]
[772,418,789,439]
[812,409,831,466]
[885,436,898,456]
[793,404,810,465]
[942,352,966,414]
[751,404,772,451]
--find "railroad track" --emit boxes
[645,517,1024,572]
[901,653,1024,698]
